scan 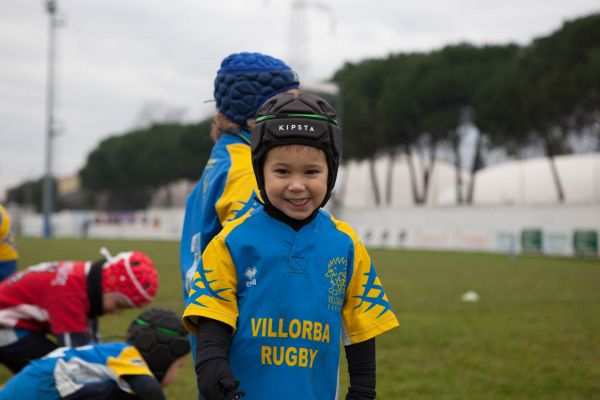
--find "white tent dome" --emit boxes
[472,153,600,205]
[332,154,462,207]
[332,152,600,208]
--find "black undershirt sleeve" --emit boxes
[62,376,164,400]
[195,317,244,400]
[195,317,232,368]
[122,375,166,400]
[344,338,376,400]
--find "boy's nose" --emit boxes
[288,178,306,191]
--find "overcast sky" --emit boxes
[1,0,598,201]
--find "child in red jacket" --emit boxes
[0,248,159,373]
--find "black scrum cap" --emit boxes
[251,92,342,207]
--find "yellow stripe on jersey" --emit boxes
[183,215,252,334]
[215,143,261,226]
[0,205,17,261]
[0,205,9,237]
[107,346,154,380]
[330,216,399,345]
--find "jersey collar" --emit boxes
[261,197,319,231]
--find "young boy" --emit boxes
[0,248,159,373]
[183,92,399,400]
[180,51,299,365]
[0,307,190,399]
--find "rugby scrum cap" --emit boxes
[101,249,159,308]
[251,92,342,207]
[214,52,299,127]
[126,308,190,383]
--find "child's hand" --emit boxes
[197,357,243,400]
[221,375,244,399]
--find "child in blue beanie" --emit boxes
[213,52,299,130]
[179,52,300,377]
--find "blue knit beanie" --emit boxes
[214,52,299,127]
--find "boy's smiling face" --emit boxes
[263,145,328,220]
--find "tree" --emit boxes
[80,120,212,210]
[466,44,522,202]
[375,53,426,204]
[6,178,58,212]
[334,59,390,206]
[510,13,600,202]
[377,47,471,205]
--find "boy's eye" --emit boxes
[306,169,321,175]
[274,168,289,174]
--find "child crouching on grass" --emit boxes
[183,92,399,400]
[0,308,190,399]
[0,248,159,373]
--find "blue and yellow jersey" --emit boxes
[0,205,18,279]
[179,130,260,302]
[0,342,154,399]
[183,209,399,400]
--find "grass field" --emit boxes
[2,237,599,399]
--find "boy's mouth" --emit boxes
[287,198,310,207]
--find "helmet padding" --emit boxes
[126,308,190,383]
[101,251,158,308]
[214,52,299,128]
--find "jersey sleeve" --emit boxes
[0,205,9,238]
[0,205,18,262]
[182,235,239,334]
[107,345,155,394]
[341,238,399,345]
[215,143,260,226]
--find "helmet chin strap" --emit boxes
[99,246,112,260]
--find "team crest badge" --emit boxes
[325,257,347,311]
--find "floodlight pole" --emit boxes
[42,0,58,237]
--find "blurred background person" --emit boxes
[0,204,18,282]
[179,51,299,365]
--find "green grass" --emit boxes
[2,238,600,399]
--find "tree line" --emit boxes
[8,121,213,210]
[7,13,599,210]
[334,13,599,205]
